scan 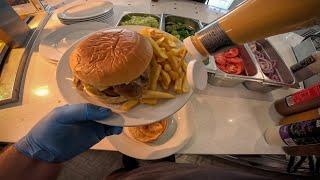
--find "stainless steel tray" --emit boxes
[243,39,296,93]
[206,44,264,87]
[161,14,202,40]
[116,12,161,28]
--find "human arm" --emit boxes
[0,146,61,180]
[0,103,122,180]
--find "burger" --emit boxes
[69,28,153,104]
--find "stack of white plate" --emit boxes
[57,1,114,25]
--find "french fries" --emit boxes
[151,56,158,67]
[178,47,187,59]
[142,90,175,99]
[165,38,177,47]
[167,52,179,71]
[156,57,166,63]
[116,27,192,110]
[178,67,184,77]
[164,64,171,71]
[160,70,171,87]
[161,80,169,90]
[139,98,158,105]
[156,37,165,44]
[149,64,162,90]
[121,99,139,111]
[147,37,168,59]
[168,70,179,80]
[181,60,187,72]
[182,75,190,93]
[174,77,183,94]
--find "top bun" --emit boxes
[69,28,153,90]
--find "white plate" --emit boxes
[58,1,113,20]
[59,15,113,24]
[58,9,113,22]
[56,25,193,126]
[39,22,109,61]
[108,106,193,159]
[59,18,110,25]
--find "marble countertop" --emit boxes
[0,0,300,154]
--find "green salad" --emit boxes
[165,21,196,40]
[120,15,159,28]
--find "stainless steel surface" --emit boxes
[293,37,319,62]
[242,81,281,93]
[207,73,246,87]
[252,39,295,86]
[0,12,51,106]
[161,14,203,35]
[116,12,161,28]
[0,0,31,48]
[243,39,296,93]
[207,45,264,87]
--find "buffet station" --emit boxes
[1,0,320,160]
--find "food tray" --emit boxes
[243,39,296,93]
[116,12,161,28]
[206,45,264,87]
[161,14,202,40]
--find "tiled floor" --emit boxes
[0,144,312,179]
[57,150,123,180]
[56,150,304,180]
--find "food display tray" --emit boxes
[206,45,264,87]
[243,39,296,93]
[160,14,203,39]
[116,12,162,28]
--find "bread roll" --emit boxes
[70,28,153,90]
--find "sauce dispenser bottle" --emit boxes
[274,83,320,116]
[183,0,320,60]
[264,118,320,146]
[279,108,320,125]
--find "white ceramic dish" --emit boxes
[57,1,113,20]
[39,22,109,62]
[56,25,193,126]
[58,9,113,23]
[59,18,110,25]
[108,107,193,160]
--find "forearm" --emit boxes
[0,146,62,180]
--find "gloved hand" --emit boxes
[14,103,122,163]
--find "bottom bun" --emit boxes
[83,86,128,104]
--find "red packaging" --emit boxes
[286,83,320,106]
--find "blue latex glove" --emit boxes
[14,103,122,163]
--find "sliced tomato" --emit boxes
[217,63,227,72]
[227,57,243,64]
[225,63,244,75]
[214,53,227,65]
[224,48,239,58]
[235,63,245,75]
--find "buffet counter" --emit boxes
[0,0,300,154]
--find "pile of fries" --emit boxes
[121,27,190,111]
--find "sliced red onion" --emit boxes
[269,59,277,67]
[251,41,280,79]
[254,51,265,59]
[258,58,274,74]
[270,74,280,82]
